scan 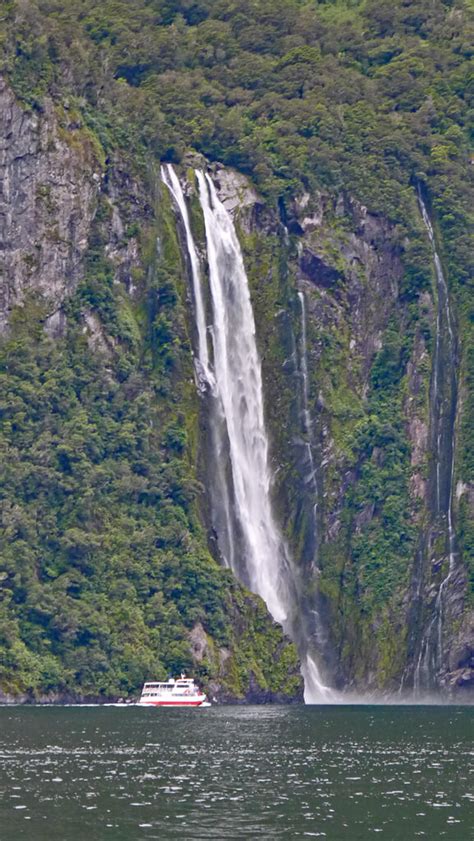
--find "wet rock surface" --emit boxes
[212,169,472,697]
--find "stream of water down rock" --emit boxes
[162,167,333,702]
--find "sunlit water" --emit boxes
[0,706,472,840]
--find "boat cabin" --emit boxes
[140,677,199,698]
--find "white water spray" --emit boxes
[161,164,215,392]
[196,170,289,623]
[195,171,333,701]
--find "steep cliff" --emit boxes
[213,170,472,697]
[0,0,472,701]
[0,80,303,703]
[0,78,99,334]
[288,189,472,696]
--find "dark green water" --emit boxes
[0,705,472,840]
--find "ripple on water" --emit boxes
[0,706,472,840]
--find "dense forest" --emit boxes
[0,0,472,699]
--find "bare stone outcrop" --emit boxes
[0,76,101,333]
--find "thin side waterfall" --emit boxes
[297,291,329,659]
[160,164,215,392]
[298,291,318,507]
[161,165,237,569]
[298,292,312,438]
[195,170,333,701]
[413,192,457,692]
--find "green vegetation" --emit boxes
[335,318,417,682]
[0,194,299,701]
[2,1,472,217]
[0,0,471,694]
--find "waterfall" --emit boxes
[297,292,336,680]
[298,291,318,509]
[194,170,333,701]
[298,292,312,438]
[161,165,237,569]
[161,164,333,700]
[412,192,457,692]
[160,164,215,393]
[196,169,290,623]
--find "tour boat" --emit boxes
[137,675,209,707]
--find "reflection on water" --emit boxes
[0,706,472,840]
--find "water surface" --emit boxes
[0,705,472,839]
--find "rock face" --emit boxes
[296,194,402,387]
[0,82,305,705]
[0,75,151,339]
[448,613,474,693]
[0,74,471,701]
[295,196,472,696]
[218,170,472,698]
[0,77,100,333]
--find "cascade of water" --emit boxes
[413,192,457,692]
[196,170,334,702]
[296,291,335,680]
[196,169,289,623]
[161,165,237,570]
[302,655,333,702]
[298,292,312,436]
[160,164,215,392]
[298,291,318,503]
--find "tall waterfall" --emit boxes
[161,165,334,703]
[161,164,237,570]
[196,169,291,624]
[196,171,333,700]
[162,165,333,700]
[413,192,457,692]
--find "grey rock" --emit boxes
[0,76,100,333]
